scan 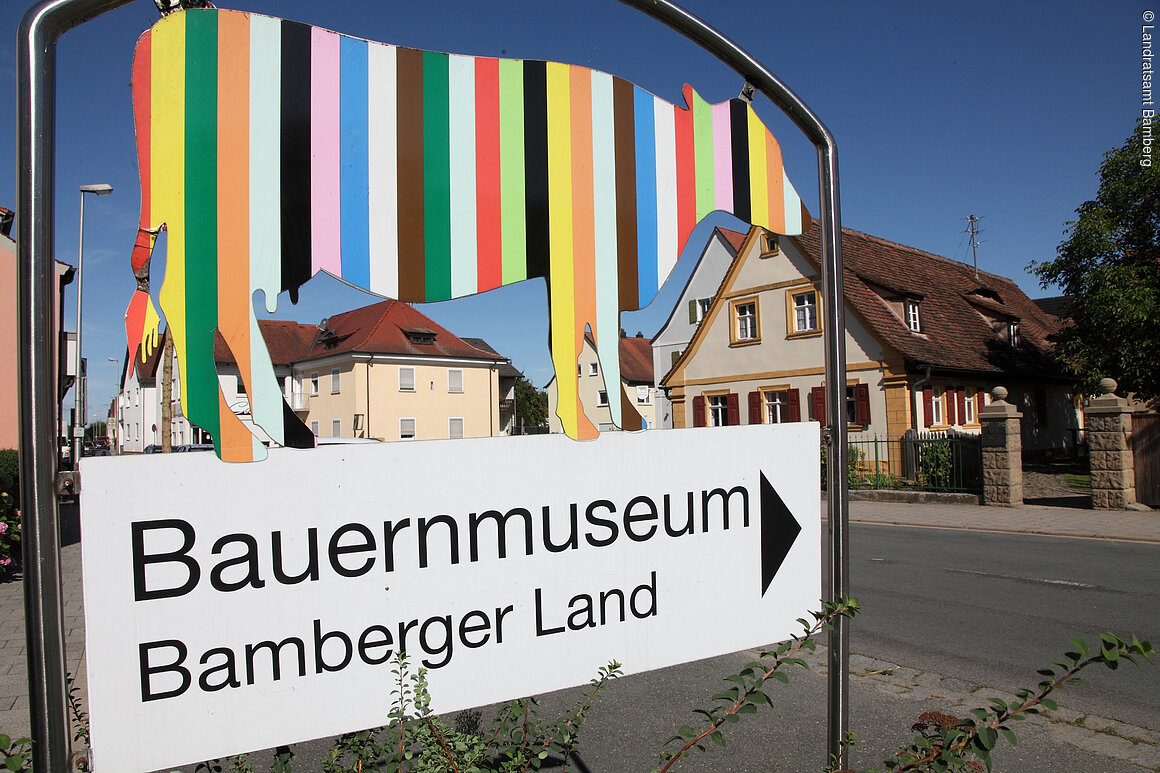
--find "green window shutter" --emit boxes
[671,350,681,366]
[688,299,698,323]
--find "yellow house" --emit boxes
[546,333,657,433]
[290,300,506,442]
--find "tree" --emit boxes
[85,421,108,441]
[513,378,549,430]
[1031,121,1160,398]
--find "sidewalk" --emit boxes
[0,498,1156,765]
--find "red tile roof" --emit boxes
[791,222,1065,377]
[717,227,747,253]
[297,299,506,363]
[619,334,654,384]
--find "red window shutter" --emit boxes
[810,386,827,424]
[956,389,967,425]
[922,386,934,428]
[787,388,801,422]
[945,388,957,426]
[693,395,706,427]
[726,393,740,426]
[748,391,762,424]
[976,389,985,416]
[855,383,871,426]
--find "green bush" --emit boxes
[0,451,20,577]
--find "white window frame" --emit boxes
[399,367,416,392]
[964,388,977,424]
[793,291,818,333]
[331,367,341,394]
[636,385,651,405]
[310,371,319,396]
[905,300,922,332]
[708,394,729,427]
[310,420,319,436]
[1008,321,1020,347]
[400,417,417,440]
[931,387,945,426]
[448,369,464,393]
[765,390,789,424]
[448,417,464,439]
[588,362,599,377]
[331,418,341,437]
[736,302,757,340]
[597,389,609,407]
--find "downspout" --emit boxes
[490,363,496,437]
[911,364,932,431]
[365,361,371,439]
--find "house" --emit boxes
[288,300,507,442]
[115,299,509,449]
[1,228,75,452]
[461,338,524,435]
[546,332,658,433]
[661,224,1079,454]
[651,227,747,428]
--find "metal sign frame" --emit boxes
[17,1,849,770]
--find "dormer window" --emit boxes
[761,233,780,255]
[404,328,436,346]
[1008,321,1020,347]
[905,300,922,332]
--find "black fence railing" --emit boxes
[845,429,982,493]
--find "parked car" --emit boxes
[143,444,162,454]
[175,444,215,452]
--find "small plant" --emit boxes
[657,598,860,772]
[917,440,953,489]
[0,733,33,773]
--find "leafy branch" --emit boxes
[880,633,1154,772]
[657,597,860,772]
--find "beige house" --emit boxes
[290,300,506,442]
[546,333,657,433]
[662,224,1077,454]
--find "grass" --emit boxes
[1062,472,1092,491]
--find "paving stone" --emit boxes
[874,683,913,695]
[1125,744,1160,769]
[936,677,975,694]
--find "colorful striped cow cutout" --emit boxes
[125,8,810,462]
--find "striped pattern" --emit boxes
[128,9,809,461]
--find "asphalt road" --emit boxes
[847,523,1160,731]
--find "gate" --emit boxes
[1134,414,1160,507]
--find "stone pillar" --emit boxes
[980,386,1023,506]
[1086,378,1136,509]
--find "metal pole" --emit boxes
[614,1,849,766]
[18,3,137,771]
[71,190,84,466]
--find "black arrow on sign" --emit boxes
[760,472,802,596]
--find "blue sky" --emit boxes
[0,0,1140,420]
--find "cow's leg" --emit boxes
[547,279,598,440]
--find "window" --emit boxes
[331,418,341,437]
[331,368,340,394]
[399,367,415,392]
[931,387,945,426]
[729,297,760,345]
[905,300,922,332]
[762,233,780,255]
[589,362,599,377]
[400,418,416,440]
[688,297,712,323]
[636,385,651,404]
[310,420,319,436]
[449,417,464,439]
[448,369,464,393]
[310,372,319,396]
[671,350,682,367]
[791,290,818,333]
[597,390,609,407]
[766,391,789,424]
[811,384,869,426]
[1008,321,1020,347]
[963,388,976,424]
[708,394,729,426]
[237,375,247,395]
[577,364,582,377]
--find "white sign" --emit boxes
[80,424,819,771]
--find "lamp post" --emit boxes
[72,183,113,466]
[108,356,120,453]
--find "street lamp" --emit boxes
[72,183,113,466]
[108,356,120,453]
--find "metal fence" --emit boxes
[845,430,982,493]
